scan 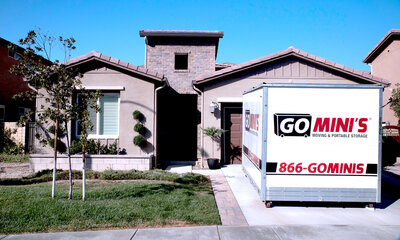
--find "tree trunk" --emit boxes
[65,121,73,200]
[51,118,58,199]
[82,143,86,201]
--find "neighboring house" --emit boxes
[0,37,52,152]
[363,29,400,126]
[0,37,35,122]
[30,30,392,171]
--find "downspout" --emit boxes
[193,83,204,168]
[153,77,168,169]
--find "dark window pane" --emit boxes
[175,54,188,70]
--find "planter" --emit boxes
[207,158,220,169]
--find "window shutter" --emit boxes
[99,94,119,135]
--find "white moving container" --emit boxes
[242,83,383,203]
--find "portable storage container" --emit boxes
[242,83,383,203]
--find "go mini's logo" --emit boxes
[274,114,312,137]
[274,113,369,137]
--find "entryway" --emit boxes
[222,103,242,165]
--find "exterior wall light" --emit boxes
[209,102,219,113]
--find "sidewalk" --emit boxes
[2,225,400,240]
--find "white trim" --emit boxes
[77,86,125,91]
[75,93,120,138]
[88,135,119,139]
[217,97,242,103]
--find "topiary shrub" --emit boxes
[47,125,65,137]
[134,123,146,134]
[132,110,143,121]
[133,135,147,147]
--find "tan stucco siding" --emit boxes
[371,40,400,125]
[81,68,155,155]
[34,67,156,156]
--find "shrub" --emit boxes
[0,169,210,185]
[132,110,143,121]
[70,139,118,155]
[0,128,24,154]
[47,125,65,137]
[101,142,118,154]
[134,123,146,134]
[0,154,29,163]
[48,139,67,153]
[174,173,209,184]
[133,135,146,147]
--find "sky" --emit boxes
[1,0,399,71]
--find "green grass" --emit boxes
[0,154,29,163]
[0,169,209,185]
[0,180,220,234]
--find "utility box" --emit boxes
[242,83,383,203]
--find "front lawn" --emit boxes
[0,179,220,234]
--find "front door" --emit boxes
[222,104,242,164]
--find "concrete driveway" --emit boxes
[220,164,400,226]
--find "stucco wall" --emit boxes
[371,40,400,125]
[78,67,156,155]
[200,58,370,163]
[34,66,156,157]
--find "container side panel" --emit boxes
[242,88,264,191]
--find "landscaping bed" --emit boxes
[0,171,221,234]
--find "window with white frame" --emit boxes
[76,93,120,137]
[0,105,5,121]
[18,107,31,116]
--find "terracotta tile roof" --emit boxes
[215,62,236,70]
[195,47,389,86]
[363,29,400,63]
[66,51,165,82]
[139,30,224,38]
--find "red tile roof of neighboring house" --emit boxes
[195,47,389,86]
[363,29,400,63]
[66,51,165,82]
[139,30,224,38]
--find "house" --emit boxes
[31,51,167,171]
[0,37,52,152]
[0,37,36,122]
[363,29,400,126]
[30,30,391,171]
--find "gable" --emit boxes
[195,47,388,88]
[245,56,370,83]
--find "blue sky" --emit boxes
[1,0,399,70]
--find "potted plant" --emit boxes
[202,127,227,169]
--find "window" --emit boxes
[175,53,188,70]
[8,50,21,60]
[76,93,120,137]
[18,107,31,116]
[0,105,5,121]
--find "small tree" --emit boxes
[75,89,101,201]
[390,83,400,126]
[10,28,82,199]
[202,127,227,158]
